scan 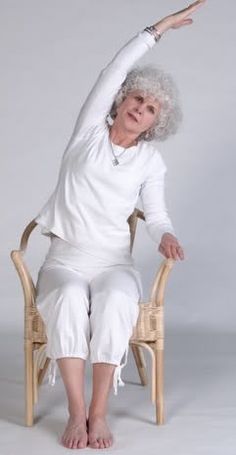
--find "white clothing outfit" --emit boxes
[34,28,177,395]
[35,235,143,395]
[34,29,176,265]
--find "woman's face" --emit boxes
[115,89,161,136]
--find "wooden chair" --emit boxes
[128,208,175,425]
[10,208,175,427]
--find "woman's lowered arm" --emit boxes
[140,152,176,243]
[139,152,184,260]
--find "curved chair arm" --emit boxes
[128,208,176,307]
[19,218,38,253]
[10,217,47,343]
[149,258,175,308]
[10,219,38,303]
[10,218,49,426]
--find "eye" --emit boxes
[135,95,143,101]
[148,106,155,114]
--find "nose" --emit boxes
[134,105,144,116]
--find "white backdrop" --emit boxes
[1,0,236,333]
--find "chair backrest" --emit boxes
[127,207,145,253]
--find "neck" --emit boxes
[108,123,139,148]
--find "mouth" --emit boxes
[127,112,138,123]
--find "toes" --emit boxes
[89,438,100,448]
[77,438,87,449]
[98,438,105,449]
[61,437,85,449]
[71,439,77,449]
[67,439,74,449]
[102,439,108,448]
[65,438,78,449]
[72,440,78,449]
[104,439,110,448]
[61,438,69,448]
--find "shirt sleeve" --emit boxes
[65,29,156,149]
[139,151,176,246]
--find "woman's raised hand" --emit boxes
[154,0,206,35]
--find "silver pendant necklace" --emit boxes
[107,117,137,166]
[107,117,125,166]
[109,140,127,166]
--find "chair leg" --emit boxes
[25,341,34,426]
[131,344,148,386]
[155,346,164,424]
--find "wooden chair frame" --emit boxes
[10,208,175,426]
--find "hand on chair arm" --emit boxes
[159,232,184,260]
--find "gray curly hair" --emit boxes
[108,64,183,143]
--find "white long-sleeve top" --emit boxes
[34,29,176,265]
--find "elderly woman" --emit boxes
[35,0,205,449]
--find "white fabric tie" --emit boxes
[113,345,129,396]
[47,348,129,393]
[48,359,57,386]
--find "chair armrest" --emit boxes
[149,258,175,307]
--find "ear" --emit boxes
[142,126,155,141]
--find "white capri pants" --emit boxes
[35,235,143,396]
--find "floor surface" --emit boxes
[0,329,235,454]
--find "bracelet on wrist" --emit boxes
[144,25,162,42]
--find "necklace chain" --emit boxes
[109,141,127,166]
[107,121,137,166]
[109,137,126,166]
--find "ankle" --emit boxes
[68,406,87,420]
[88,407,107,420]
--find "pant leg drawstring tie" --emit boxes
[48,359,57,386]
[47,347,129,392]
[113,345,129,396]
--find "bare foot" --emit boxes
[88,414,113,449]
[60,415,88,449]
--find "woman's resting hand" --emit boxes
[158,232,185,261]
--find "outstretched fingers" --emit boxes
[172,18,193,29]
[174,0,206,18]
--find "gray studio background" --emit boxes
[1,1,236,454]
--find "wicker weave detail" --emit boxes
[130,303,164,342]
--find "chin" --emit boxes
[124,119,140,132]
[122,123,136,133]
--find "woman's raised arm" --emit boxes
[66,30,156,149]
[66,0,206,150]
